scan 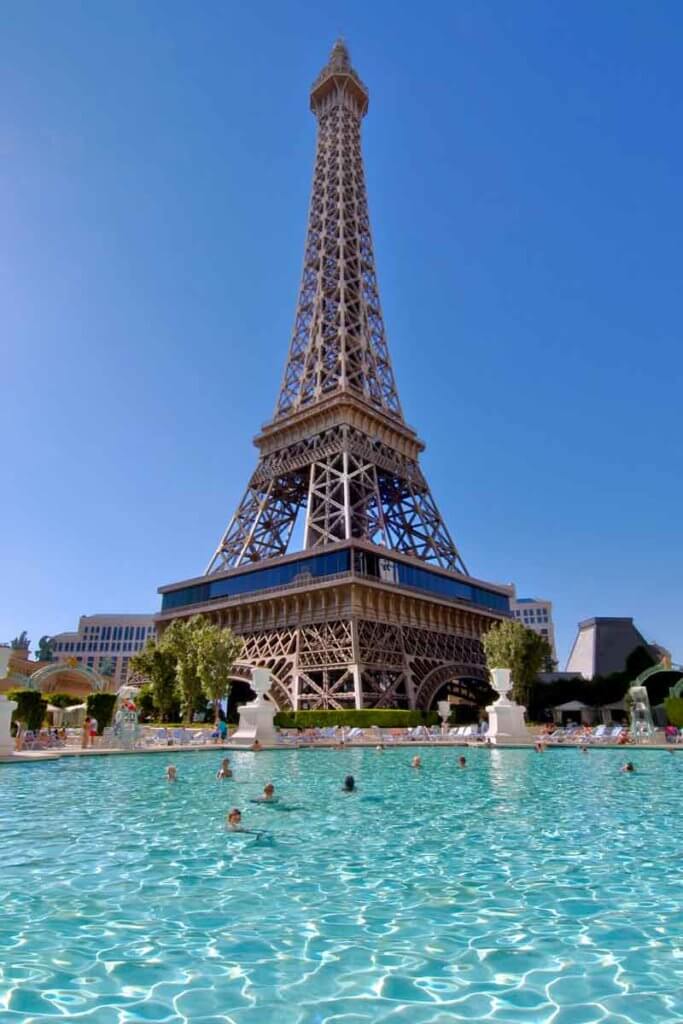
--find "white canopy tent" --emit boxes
[552,700,592,725]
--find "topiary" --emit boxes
[86,693,117,734]
[8,690,47,732]
[664,697,683,729]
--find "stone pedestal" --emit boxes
[486,668,531,745]
[230,668,277,748]
[0,694,18,756]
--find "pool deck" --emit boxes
[1,738,680,763]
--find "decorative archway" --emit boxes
[414,663,492,711]
[28,662,110,698]
[631,660,683,703]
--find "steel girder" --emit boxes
[228,616,487,711]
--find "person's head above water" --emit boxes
[342,775,355,791]
[166,765,177,781]
[411,755,422,768]
[623,762,635,773]
[458,756,466,767]
[263,783,275,799]
[227,808,242,826]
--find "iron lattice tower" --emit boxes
[159,42,509,711]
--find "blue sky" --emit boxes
[2,1,682,665]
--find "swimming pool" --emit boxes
[1,746,681,1022]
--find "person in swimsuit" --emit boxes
[166,764,177,782]
[622,762,635,773]
[411,755,422,769]
[458,755,466,768]
[216,757,232,779]
[226,808,243,830]
[342,775,355,792]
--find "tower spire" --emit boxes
[205,41,466,576]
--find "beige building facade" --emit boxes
[50,614,155,689]
[510,587,557,665]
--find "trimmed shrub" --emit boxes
[273,709,439,729]
[45,693,84,709]
[8,690,47,732]
[664,697,683,729]
[86,694,117,734]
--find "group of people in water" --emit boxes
[164,747,640,833]
[164,751,474,831]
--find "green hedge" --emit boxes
[45,693,84,709]
[86,694,117,734]
[664,697,683,728]
[273,709,439,729]
[8,690,47,732]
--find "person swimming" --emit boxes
[376,744,384,753]
[342,775,355,792]
[458,755,466,768]
[251,739,263,752]
[226,808,243,830]
[216,757,232,779]
[166,765,177,782]
[622,762,636,773]
[411,755,422,769]
[251,783,276,803]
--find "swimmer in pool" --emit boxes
[342,775,355,792]
[376,744,384,753]
[458,755,466,768]
[256,783,276,802]
[166,765,177,782]
[226,808,243,830]
[216,757,232,779]
[411,755,422,769]
[622,762,635,773]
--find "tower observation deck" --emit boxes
[158,41,510,711]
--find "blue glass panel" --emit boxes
[161,549,351,611]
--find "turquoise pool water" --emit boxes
[1,746,682,1023]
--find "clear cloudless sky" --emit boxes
[2,0,682,665]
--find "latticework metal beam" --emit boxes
[206,40,466,577]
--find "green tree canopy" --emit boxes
[154,619,203,722]
[482,619,552,706]
[131,617,244,723]
[194,618,243,722]
[130,639,179,722]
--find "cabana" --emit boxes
[552,700,594,726]
[598,700,627,725]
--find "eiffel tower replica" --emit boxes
[159,41,510,711]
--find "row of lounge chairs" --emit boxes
[141,727,217,746]
[543,724,629,744]
[274,723,487,745]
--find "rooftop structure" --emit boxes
[564,617,656,679]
